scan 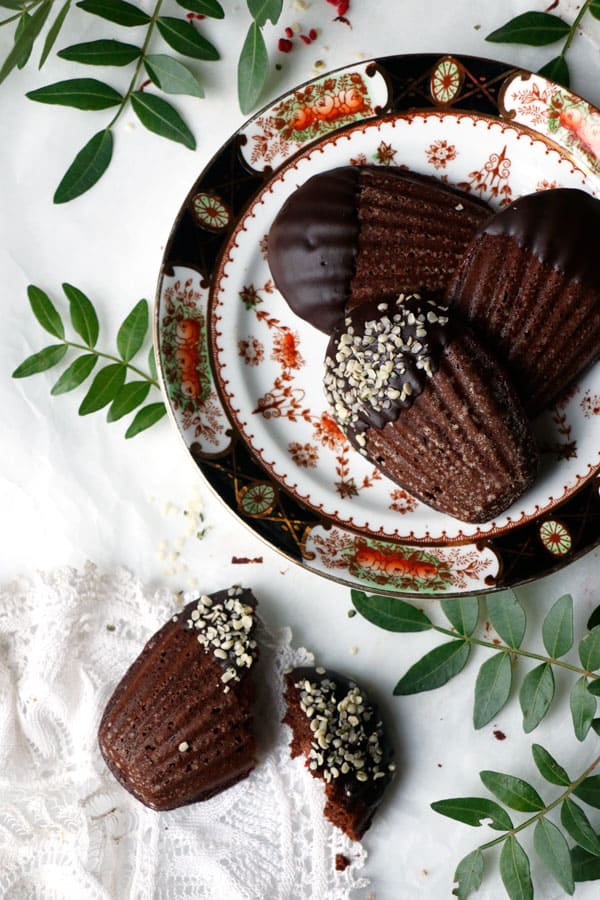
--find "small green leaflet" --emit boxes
[237,21,268,115]
[125,402,167,437]
[79,363,126,414]
[542,593,573,658]
[54,129,113,204]
[58,40,142,67]
[500,837,533,900]
[538,55,570,88]
[486,592,526,648]
[473,651,512,729]
[15,11,33,70]
[27,78,122,110]
[0,1,52,85]
[519,663,555,733]
[12,344,68,378]
[116,299,148,362]
[247,0,283,27]
[76,0,150,27]
[561,798,600,857]
[486,12,570,46]
[63,283,99,347]
[574,775,600,809]
[571,845,600,881]
[51,354,97,395]
[588,605,600,631]
[430,797,513,831]
[39,0,72,69]
[130,91,196,150]
[453,849,484,900]
[0,0,28,8]
[533,818,574,895]
[590,0,600,22]
[479,771,544,812]
[107,380,150,421]
[174,0,224,17]
[588,680,600,696]
[579,625,600,672]
[144,55,204,98]
[531,744,570,787]
[148,345,158,381]
[27,285,64,339]
[441,596,479,636]
[156,17,219,60]
[570,676,596,741]
[592,718,600,736]
[350,590,432,632]
[394,640,470,695]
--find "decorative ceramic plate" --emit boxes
[156,53,600,598]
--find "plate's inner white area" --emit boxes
[213,113,600,541]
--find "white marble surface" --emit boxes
[1,1,599,898]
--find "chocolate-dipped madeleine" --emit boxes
[98,586,258,810]
[283,666,395,841]
[324,293,538,522]
[267,165,492,333]
[446,188,600,412]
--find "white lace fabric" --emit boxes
[0,565,367,899]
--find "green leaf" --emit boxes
[247,0,282,26]
[0,1,29,8]
[574,775,600,809]
[579,625,600,672]
[486,592,526,648]
[156,17,219,60]
[531,744,570,787]
[12,344,68,378]
[479,771,544,812]
[63,283,99,348]
[590,0,600,23]
[76,0,150,26]
[27,77,122,110]
[572,845,600,881]
[58,39,141,67]
[148,344,158,381]
[39,0,71,69]
[125,401,167,437]
[237,21,267,115]
[588,605,600,631]
[350,590,432,632]
[588,680,600,696]
[542,593,573,658]
[500,837,533,900]
[570,677,596,741]
[533,818,574,894]
[130,91,196,150]
[453,849,484,900]
[519,663,555,733]
[14,11,33,70]
[592,718,600,737]
[431,797,513,831]
[144,54,204,98]
[486,12,570,46]
[79,363,126,414]
[51,354,97,394]
[174,0,224,17]
[473,652,512,729]
[538,55,570,88]
[393,640,470,695]
[27,285,64,339]
[116,299,148,361]
[0,1,52,85]
[54,129,113,204]
[441,596,479,636]
[107,380,150,421]
[561,799,600,857]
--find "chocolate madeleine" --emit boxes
[283,666,395,841]
[98,586,258,810]
[446,189,600,412]
[268,165,491,333]
[324,294,538,522]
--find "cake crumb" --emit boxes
[350,645,359,655]
[493,729,507,741]
[335,853,351,871]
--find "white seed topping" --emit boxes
[178,741,189,752]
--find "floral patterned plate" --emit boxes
[156,53,600,598]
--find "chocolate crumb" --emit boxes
[231,556,264,564]
[335,853,351,871]
[493,729,506,741]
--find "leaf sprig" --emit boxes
[351,590,600,739]
[0,0,283,200]
[12,283,167,437]
[435,744,600,899]
[486,0,600,88]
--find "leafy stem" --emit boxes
[560,0,592,58]
[58,337,160,386]
[0,0,44,28]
